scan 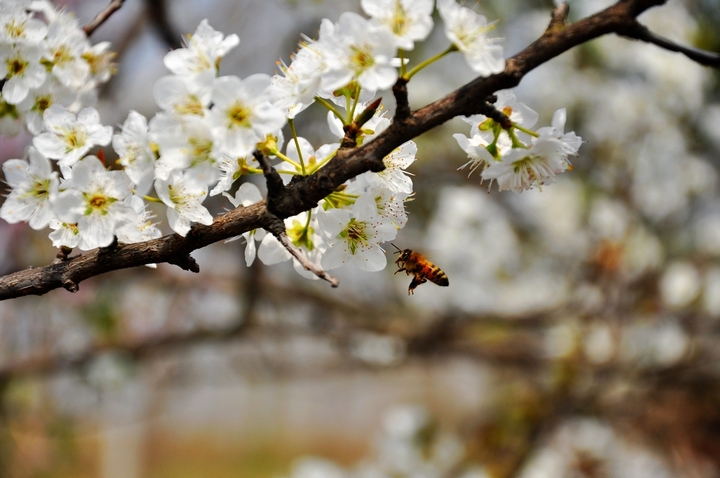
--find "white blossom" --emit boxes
[48,218,79,248]
[163,19,239,83]
[33,105,113,178]
[210,152,255,197]
[269,46,324,119]
[115,195,162,244]
[320,12,399,93]
[209,74,286,158]
[112,111,155,194]
[153,114,220,185]
[360,0,434,51]
[358,139,416,194]
[16,76,75,135]
[82,41,115,84]
[369,186,409,229]
[155,169,213,236]
[43,12,91,89]
[0,42,46,104]
[537,107,583,164]
[153,74,212,118]
[0,8,46,44]
[437,0,505,76]
[453,131,497,176]
[319,194,396,271]
[481,136,574,193]
[51,156,136,250]
[0,146,58,229]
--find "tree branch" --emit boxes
[618,21,720,68]
[478,99,513,129]
[82,0,126,36]
[0,201,271,300]
[392,78,411,122]
[0,0,690,301]
[253,150,286,215]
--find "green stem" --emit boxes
[331,191,359,200]
[509,128,529,149]
[349,86,361,123]
[404,44,458,80]
[346,93,352,123]
[143,195,163,203]
[513,123,540,138]
[308,150,337,174]
[323,191,359,209]
[273,151,303,170]
[399,48,407,77]
[315,96,346,123]
[288,119,306,175]
[274,169,300,176]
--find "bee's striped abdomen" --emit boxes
[420,263,449,286]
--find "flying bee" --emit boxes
[391,243,449,295]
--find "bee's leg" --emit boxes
[394,265,406,275]
[407,276,427,295]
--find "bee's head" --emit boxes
[400,250,411,261]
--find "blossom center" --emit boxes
[63,128,88,151]
[176,95,205,116]
[8,57,26,76]
[53,45,74,66]
[512,155,542,186]
[391,4,408,35]
[350,45,375,71]
[33,179,50,197]
[341,218,369,255]
[227,102,252,128]
[5,20,24,40]
[0,99,18,118]
[189,137,213,165]
[83,192,114,215]
[190,44,213,71]
[35,95,51,113]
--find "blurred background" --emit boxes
[1,0,720,476]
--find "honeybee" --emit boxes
[392,243,449,295]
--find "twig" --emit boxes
[619,21,720,68]
[253,151,285,214]
[477,100,513,129]
[83,0,126,36]
[341,98,384,149]
[548,3,571,31]
[145,0,181,48]
[265,216,340,288]
[393,78,411,122]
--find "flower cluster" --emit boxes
[0,0,115,135]
[453,90,582,192]
[0,0,582,280]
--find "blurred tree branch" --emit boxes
[82,0,125,36]
[618,21,720,66]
